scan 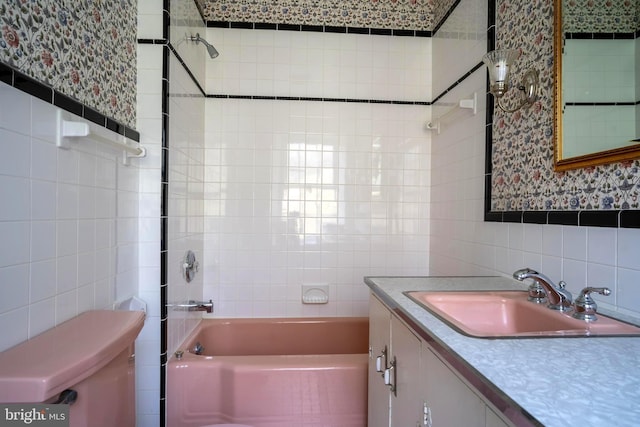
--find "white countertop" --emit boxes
[364,276,640,427]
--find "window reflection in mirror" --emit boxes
[554,0,640,170]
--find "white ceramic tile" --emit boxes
[0,264,29,313]
[31,221,56,261]
[617,228,640,270]
[28,297,56,338]
[587,226,617,265]
[0,222,30,268]
[55,290,78,324]
[29,181,55,222]
[0,307,29,352]
[31,99,59,144]
[0,176,30,221]
[0,129,30,178]
[562,226,587,261]
[30,259,57,302]
[31,138,58,181]
[617,267,640,312]
[57,220,78,257]
[0,83,31,135]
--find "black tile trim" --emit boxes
[432,62,484,105]
[548,211,579,226]
[83,106,106,127]
[565,102,635,106]
[565,32,635,40]
[620,210,640,228]
[255,23,278,30]
[580,210,618,227]
[53,92,83,117]
[483,209,640,228]
[371,28,393,36]
[1,63,140,142]
[167,42,207,97]
[14,71,53,103]
[0,62,13,85]
[205,20,431,37]
[523,211,548,224]
[205,93,431,105]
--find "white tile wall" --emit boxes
[202,28,432,318]
[135,42,164,427]
[206,28,432,102]
[0,81,141,352]
[429,0,640,321]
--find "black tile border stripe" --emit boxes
[0,61,140,142]
[206,93,430,105]
[565,31,636,40]
[566,102,636,106]
[432,61,484,105]
[206,20,432,37]
[483,209,640,229]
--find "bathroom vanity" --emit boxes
[365,276,640,427]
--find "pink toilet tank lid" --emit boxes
[0,310,145,403]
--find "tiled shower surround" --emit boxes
[201,28,431,318]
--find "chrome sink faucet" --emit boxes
[513,268,573,311]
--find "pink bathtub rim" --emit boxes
[181,316,369,356]
[167,317,369,427]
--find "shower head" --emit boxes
[188,33,219,59]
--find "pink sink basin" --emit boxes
[405,290,640,338]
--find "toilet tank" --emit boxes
[0,310,145,427]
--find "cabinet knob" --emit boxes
[375,345,388,373]
[384,356,397,396]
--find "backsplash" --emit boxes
[197,0,434,30]
[490,0,640,211]
[0,0,137,128]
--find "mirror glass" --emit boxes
[554,0,640,170]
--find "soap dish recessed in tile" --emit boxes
[302,284,329,304]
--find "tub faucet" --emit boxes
[168,299,214,313]
[513,268,573,311]
[190,300,214,313]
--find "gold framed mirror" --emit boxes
[554,0,640,171]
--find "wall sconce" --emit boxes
[482,49,538,113]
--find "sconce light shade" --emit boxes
[482,49,520,97]
[482,49,538,113]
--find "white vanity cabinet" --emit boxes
[368,293,513,427]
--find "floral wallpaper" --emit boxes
[563,0,637,33]
[491,0,640,211]
[197,0,434,30]
[0,0,137,128]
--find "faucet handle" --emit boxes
[572,287,611,322]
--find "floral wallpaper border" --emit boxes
[0,0,137,128]
[197,0,435,31]
[563,0,638,33]
[491,0,640,211]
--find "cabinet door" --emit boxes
[368,294,392,427]
[486,407,512,427]
[422,347,485,427]
[390,315,423,427]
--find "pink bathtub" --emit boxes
[167,317,369,427]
